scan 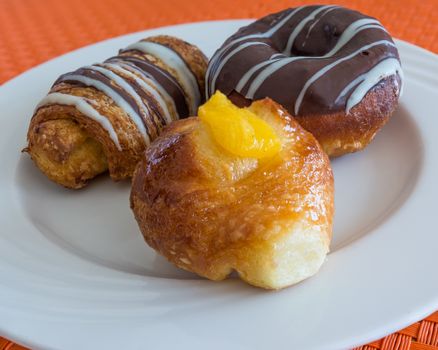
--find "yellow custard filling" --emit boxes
[198,91,281,159]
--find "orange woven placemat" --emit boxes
[0,0,437,84]
[1,312,437,350]
[0,0,437,349]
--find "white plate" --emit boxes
[0,20,437,350]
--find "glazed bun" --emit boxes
[130,96,334,289]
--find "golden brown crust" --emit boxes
[294,76,400,157]
[130,98,334,289]
[26,119,108,189]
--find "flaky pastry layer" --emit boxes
[131,98,334,289]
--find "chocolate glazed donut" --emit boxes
[206,5,403,157]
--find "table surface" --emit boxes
[0,0,437,349]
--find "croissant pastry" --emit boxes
[25,35,207,189]
[130,92,334,289]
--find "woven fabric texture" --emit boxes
[0,0,437,84]
[0,0,437,348]
[353,312,438,350]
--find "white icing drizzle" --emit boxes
[64,65,151,144]
[124,41,200,115]
[302,6,339,45]
[245,56,303,98]
[324,19,386,56]
[262,6,309,37]
[242,18,390,99]
[36,93,122,150]
[210,41,269,95]
[104,62,173,124]
[357,24,387,31]
[235,55,282,92]
[114,60,180,120]
[270,53,286,59]
[283,5,335,54]
[335,74,366,105]
[206,6,309,97]
[294,40,396,115]
[344,58,403,113]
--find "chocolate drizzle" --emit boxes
[60,67,143,118]
[206,5,403,116]
[113,55,189,118]
[51,39,197,146]
[56,66,153,142]
[121,41,201,115]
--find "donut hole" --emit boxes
[289,23,341,57]
[323,23,338,37]
[227,90,252,108]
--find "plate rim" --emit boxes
[1,19,438,350]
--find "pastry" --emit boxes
[25,35,207,188]
[130,91,334,289]
[206,5,403,157]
